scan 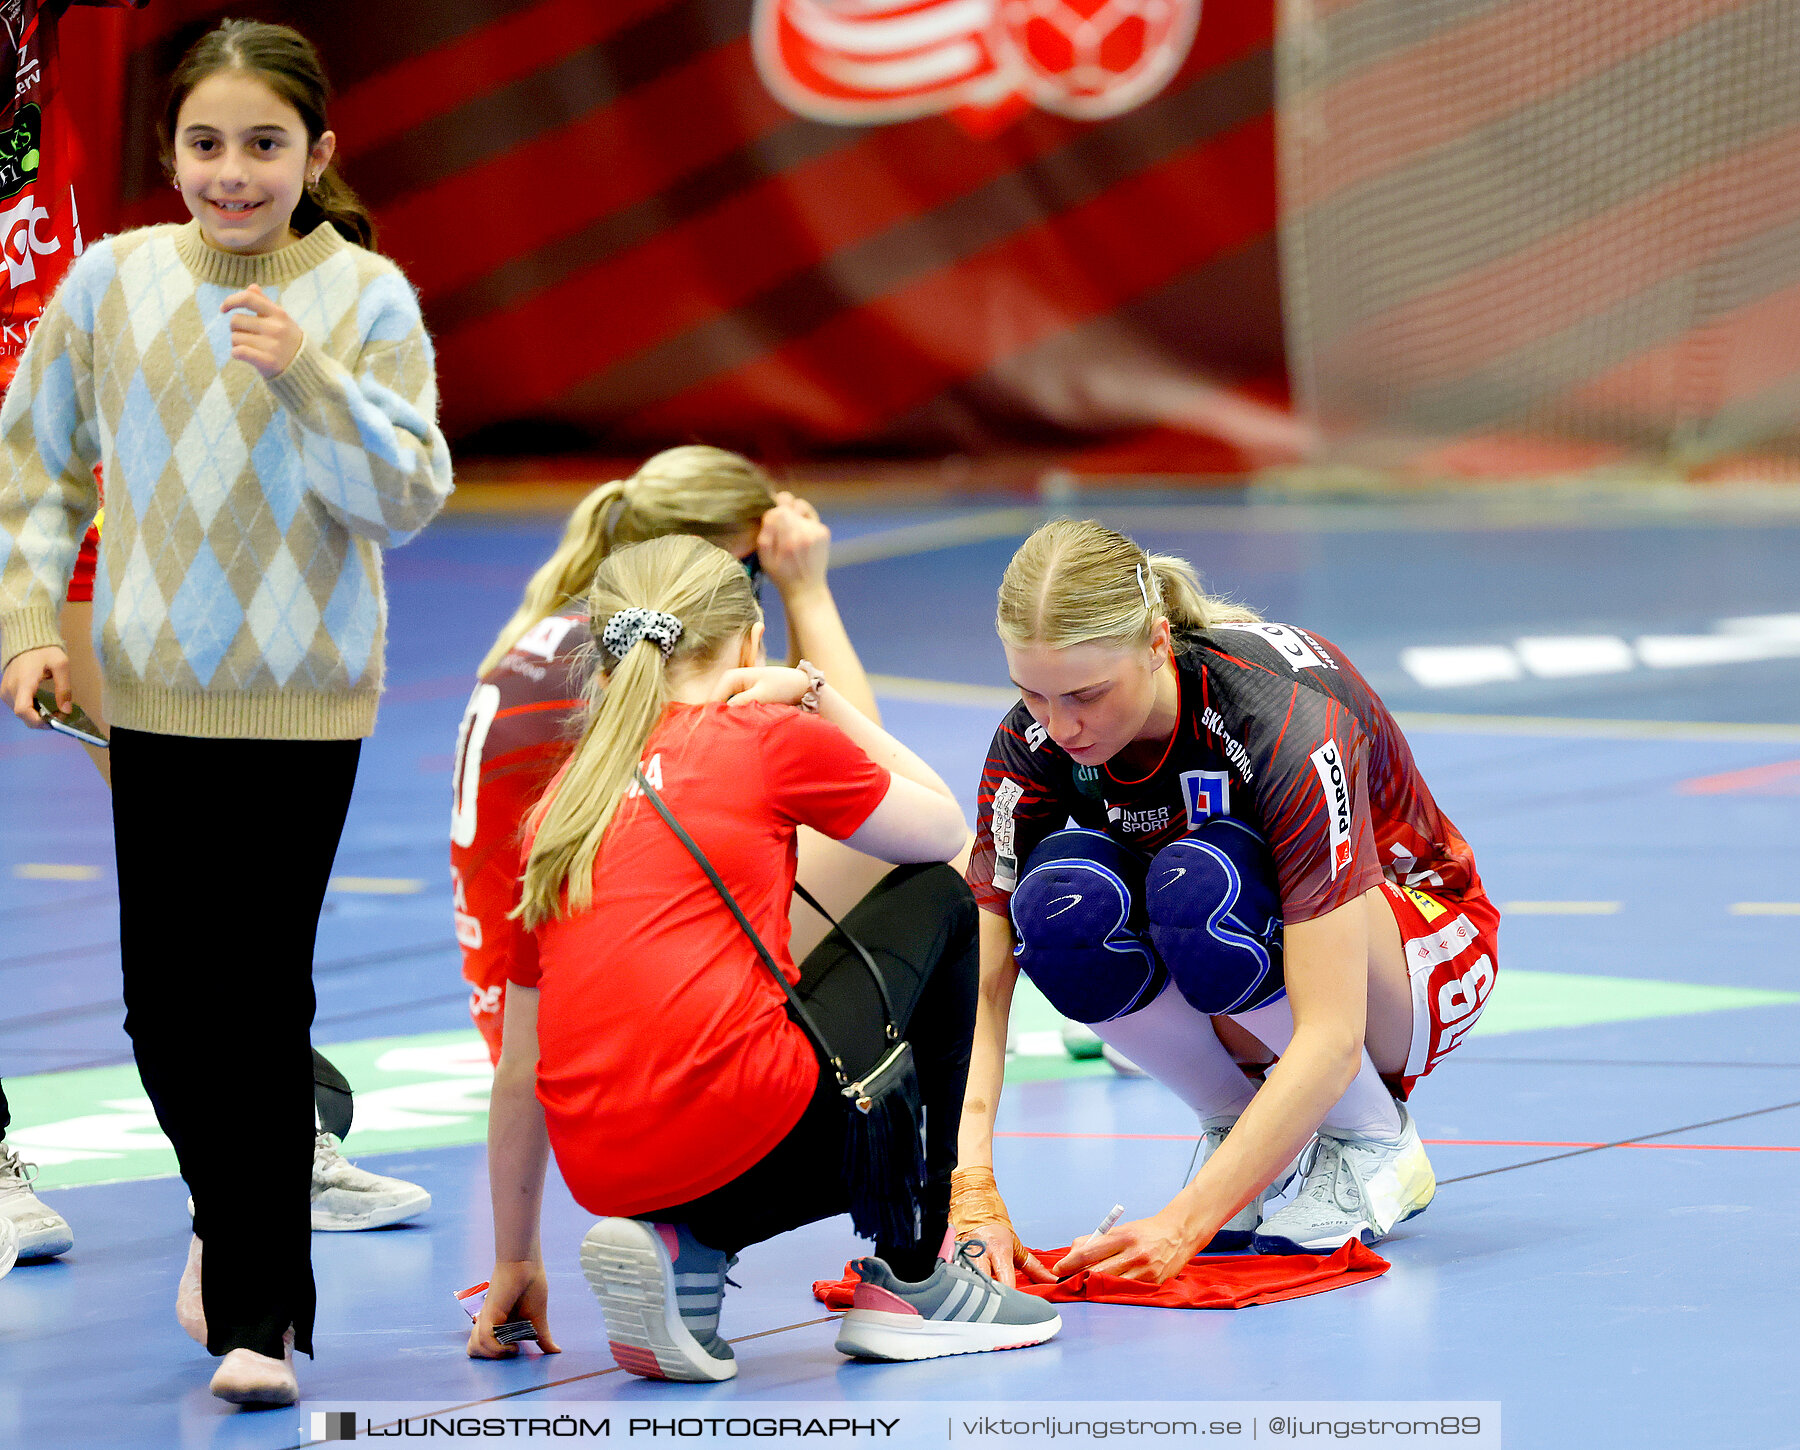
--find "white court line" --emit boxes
[1731,903,1800,916]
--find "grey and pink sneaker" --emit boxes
[580,1218,738,1382]
[834,1240,1062,1362]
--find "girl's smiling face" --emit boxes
[173,70,334,255]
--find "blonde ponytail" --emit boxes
[516,535,762,929]
[479,446,778,678]
[996,519,1259,653]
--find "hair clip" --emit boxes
[1135,563,1156,609]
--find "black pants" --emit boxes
[112,727,360,1360]
[643,863,978,1282]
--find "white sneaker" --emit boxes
[0,1213,16,1278]
[310,1133,431,1231]
[1197,1116,1302,1252]
[0,1142,74,1259]
[1253,1104,1435,1255]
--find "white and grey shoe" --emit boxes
[834,1240,1062,1362]
[1253,1104,1435,1255]
[581,1218,738,1382]
[310,1132,431,1231]
[1197,1115,1302,1252]
[0,1142,73,1259]
[0,1213,17,1278]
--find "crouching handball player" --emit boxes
[954,521,1500,1285]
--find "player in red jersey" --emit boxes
[953,520,1499,1284]
[453,446,918,1064]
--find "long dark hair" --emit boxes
[161,19,376,251]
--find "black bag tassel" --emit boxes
[839,1040,927,1249]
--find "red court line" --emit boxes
[995,1131,1798,1152]
[1678,758,1800,795]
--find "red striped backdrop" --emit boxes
[67,0,1297,469]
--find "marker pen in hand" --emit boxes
[1080,1204,1124,1251]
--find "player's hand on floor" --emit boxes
[467,1260,561,1358]
[756,492,830,598]
[1051,1209,1195,1285]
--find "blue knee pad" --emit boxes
[1010,829,1167,1024]
[1145,817,1286,1015]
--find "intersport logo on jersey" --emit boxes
[753,0,1202,136]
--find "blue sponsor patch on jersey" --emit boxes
[1180,769,1232,826]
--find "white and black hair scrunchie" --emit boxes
[601,607,684,661]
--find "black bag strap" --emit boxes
[790,880,899,1037]
[631,770,898,1088]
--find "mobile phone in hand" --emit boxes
[455,1281,539,1346]
[33,687,108,748]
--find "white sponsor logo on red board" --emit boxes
[753,0,1202,135]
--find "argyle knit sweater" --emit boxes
[0,221,453,739]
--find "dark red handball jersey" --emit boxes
[449,609,591,1060]
[968,623,1487,926]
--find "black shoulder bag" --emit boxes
[632,770,926,1250]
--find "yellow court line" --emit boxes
[1731,902,1800,916]
[1503,901,1622,915]
[867,674,1800,745]
[327,877,426,895]
[12,863,102,881]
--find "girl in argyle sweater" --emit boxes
[0,20,451,1407]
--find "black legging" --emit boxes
[641,862,978,1282]
[112,727,360,1360]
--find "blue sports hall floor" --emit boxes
[3,481,1798,1449]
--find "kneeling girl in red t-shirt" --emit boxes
[470,535,1060,1380]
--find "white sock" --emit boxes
[1231,995,1403,1140]
[1085,982,1257,1121]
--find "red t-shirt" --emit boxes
[511,701,891,1217]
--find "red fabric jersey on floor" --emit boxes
[814,1241,1389,1310]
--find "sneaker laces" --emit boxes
[951,1238,996,1281]
[0,1143,38,1193]
[1296,1135,1365,1217]
[313,1130,351,1174]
